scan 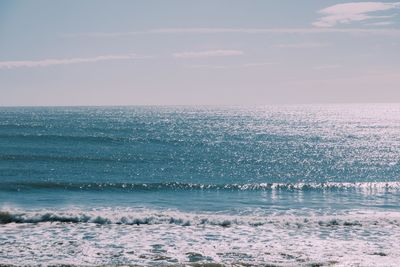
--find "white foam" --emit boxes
[0,208,400,266]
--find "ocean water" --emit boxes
[1,104,400,266]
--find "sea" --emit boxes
[0,104,400,266]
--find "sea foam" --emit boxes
[1,208,399,266]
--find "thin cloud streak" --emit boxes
[63,27,400,38]
[274,42,330,48]
[187,62,277,69]
[0,54,148,69]
[367,21,394,26]
[313,2,400,27]
[314,65,342,70]
[62,31,144,38]
[173,50,243,59]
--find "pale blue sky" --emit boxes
[1,0,400,105]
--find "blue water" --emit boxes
[1,104,400,266]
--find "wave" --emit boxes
[1,208,399,266]
[0,133,127,143]
[2,181,400,192]
[1,208,399,227]
[0,154,146,164]
[0,133,189,146]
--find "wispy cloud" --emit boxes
[274,42,330,48]
[367,21,394,26]
[0,54,147,69]
[241,62,277,67]
[63,27,400,38]
[187,62,276,69]
[173,50,243,59]
[313,2,400,28]
[314,65,342,70]
[62,31,144,38]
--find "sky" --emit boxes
[1,0,400,106]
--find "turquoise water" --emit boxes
[1,105,400,266]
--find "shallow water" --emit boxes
[1,104,400,266]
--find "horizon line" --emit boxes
[1,102,399,108]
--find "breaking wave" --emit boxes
[1,208,400,228]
